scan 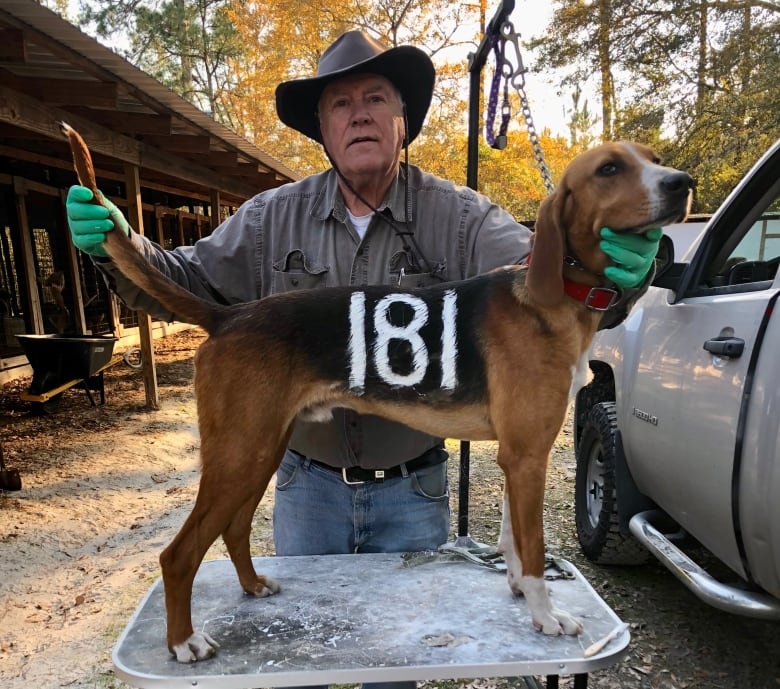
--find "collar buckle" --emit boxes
[584,287,620,311]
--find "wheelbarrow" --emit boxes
[16,334,123,414]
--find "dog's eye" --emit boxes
[597,162,620,177]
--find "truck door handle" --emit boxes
[703,336,745,358]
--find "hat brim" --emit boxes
[275,45,435,144]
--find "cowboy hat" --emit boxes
[275,30,435,144]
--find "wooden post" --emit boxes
[13,177,44,334]
[125,163,159,410]
[176,210,185,248]
[59,188,88,334]
[210,188,221,235]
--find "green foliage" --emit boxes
[78,0,243,122]
[530,0,780,211]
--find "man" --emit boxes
[66,30,658,685]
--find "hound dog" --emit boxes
[61,123,692,662]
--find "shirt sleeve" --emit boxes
[464,199,533,278]
[96,196,262,321]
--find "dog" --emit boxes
[61,123,692,662]
[39,270,70,333]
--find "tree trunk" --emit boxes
[696,0,708,117]
[597,0,614,140]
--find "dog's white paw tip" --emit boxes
[260,577,282,597]
[533,611,583,636]
[257,576,280,597]
[561,616,584,635]
[173,632,219,663]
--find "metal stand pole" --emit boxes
[459,0,515,539]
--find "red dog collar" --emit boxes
[524,254,620,311]
[563,279,620,311]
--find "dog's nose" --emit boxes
[661,171,695,195]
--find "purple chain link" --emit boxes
[485,36,510,149]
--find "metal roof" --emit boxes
[0,0,299,205]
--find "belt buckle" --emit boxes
[341,467,364,485]
[341,467,385,484]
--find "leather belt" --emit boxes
[301,446,446,485]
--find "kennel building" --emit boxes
[0,0,298,400]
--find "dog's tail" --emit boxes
[60,122,228,334]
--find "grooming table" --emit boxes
[113,553,629,688]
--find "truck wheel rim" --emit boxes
[585,444,605,528]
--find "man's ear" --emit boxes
[526,192,566,306]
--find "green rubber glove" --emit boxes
[600,227,663,288]
[66,185,130,258]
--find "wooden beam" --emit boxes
[210,188,221,229]
[214,162,261,178]
[0,85,260,199]
[0,30,25,64]
[143,134,211,153]
[59,188,88,334]
[205,150,238,167]
[154,207,165,245]
[0,84,140,163]
[12,178,44,334]
[176,211,185,247]
[63,106,173,135]
[258,172,281,189]
[17,76,119,109]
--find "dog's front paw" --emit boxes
[172,631,219,663]
[533,608,583,636]
[249,575,280,597]
[520,575,583,636]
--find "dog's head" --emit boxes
[526,141,693,306]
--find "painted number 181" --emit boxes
[348,290,458,391]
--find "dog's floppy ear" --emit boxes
[526,191,565,306]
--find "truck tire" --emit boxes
[573,373,614,453]
[575,402,649,565]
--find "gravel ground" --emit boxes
[0,328,778,688]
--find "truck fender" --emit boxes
[613,428,656,534]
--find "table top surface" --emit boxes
[113,552,629,688]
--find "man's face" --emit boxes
[318,74,405,183]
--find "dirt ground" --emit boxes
[0,328,778,689]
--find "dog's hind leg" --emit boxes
[220,432,290,597]
[160,428,281,662]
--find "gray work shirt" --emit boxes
[100,164,533,468]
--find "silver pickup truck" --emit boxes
[573,138,780,619]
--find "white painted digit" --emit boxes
[373,294,429,387]
[348,291,366,391]
[441,289,458,390]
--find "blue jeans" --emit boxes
[273,449,451,554]
[272,449,451,689]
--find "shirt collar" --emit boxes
[311,166,411,224]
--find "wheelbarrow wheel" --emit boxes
[123,347,143,369]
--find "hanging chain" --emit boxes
[485,20,555,195]
[485,34,511,150]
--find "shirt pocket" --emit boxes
[389,250,448,288]
[272,249,329,293]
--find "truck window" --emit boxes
[702,185,780,291]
